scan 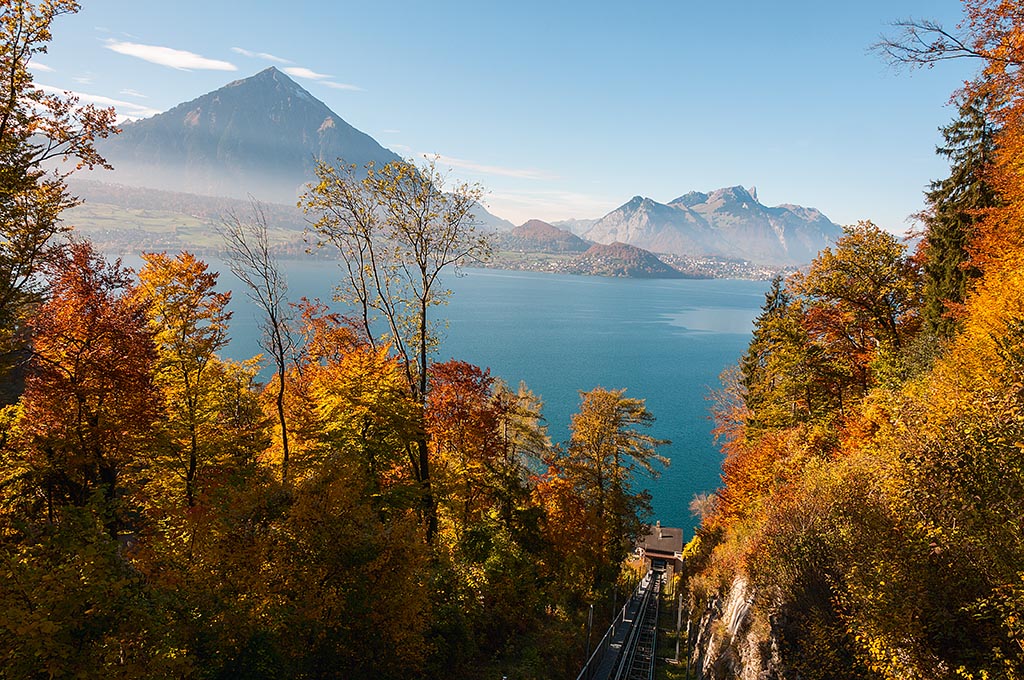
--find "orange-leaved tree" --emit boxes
[427,360,501,537]
[286,300,419,502]
[13,241,157,535]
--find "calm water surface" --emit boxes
[133,256,767,534]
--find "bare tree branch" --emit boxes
[218,200,295,484]
[874,16,1024,70]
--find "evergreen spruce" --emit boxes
[921,94,998,337]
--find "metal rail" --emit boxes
[614,571,661,680]
[576,571,661,680]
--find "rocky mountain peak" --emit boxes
[583,186,842,266]
[669,190,709,207]
[228,67,316,103]
[708,185,756,205]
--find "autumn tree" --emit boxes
[0,0,117,397]
[303,156,492,540]
[9,241,157,534]
[426,360,501,536]
[137,251,232,507]
[426,362,548,539]
[547,387,668,593]
[789,222,922,408]
[489,379,549,524]
[288,300,419,500]
[796,222,921,352]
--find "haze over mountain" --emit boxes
[96,67,400,204]
[583,186,842,265]
[88,67,513,231]
[502,219,589,253]
[552,217,599,236]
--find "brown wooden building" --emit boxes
[636,521,684,576]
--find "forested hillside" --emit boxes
[687,2,1024,677]
[0,4,668,678]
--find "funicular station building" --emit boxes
[636,521,684,577]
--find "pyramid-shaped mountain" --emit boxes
[96,67,402,204]
[583,186,842,265]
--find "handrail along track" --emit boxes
[576,569,663,680]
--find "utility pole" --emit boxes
[586,604,594,660]
[684,616,693,680]
[675,590,682,662]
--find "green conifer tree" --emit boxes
[921,94,998,337]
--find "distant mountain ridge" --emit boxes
[583,186,841,265]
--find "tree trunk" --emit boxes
[417,297,437,542]
[277,362,289,485]
[186,430,197,508]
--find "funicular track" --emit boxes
[576,570,664,680]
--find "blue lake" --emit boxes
[131,255,767,534]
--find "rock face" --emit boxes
[583,186,842,265]
[96,67,401,204]
[584,196,719,256]
[693,576,783,680]
[503,219,589,252]
[566,241,694,278]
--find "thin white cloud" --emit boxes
[74,74,94,85]
[38,84,162,120]
[30,61,54,72]
[382,129,401,134]
[104,39,237,71]
[231,47,290,64]
[283,66,332,80]
[322,81,363,91]
[119,88,148,99]
[485,188,619,224]
[432,154,557,181]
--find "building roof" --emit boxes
[640,521,683,556]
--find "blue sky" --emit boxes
[35,1,977,232]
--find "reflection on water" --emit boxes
[662,307,758,334]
